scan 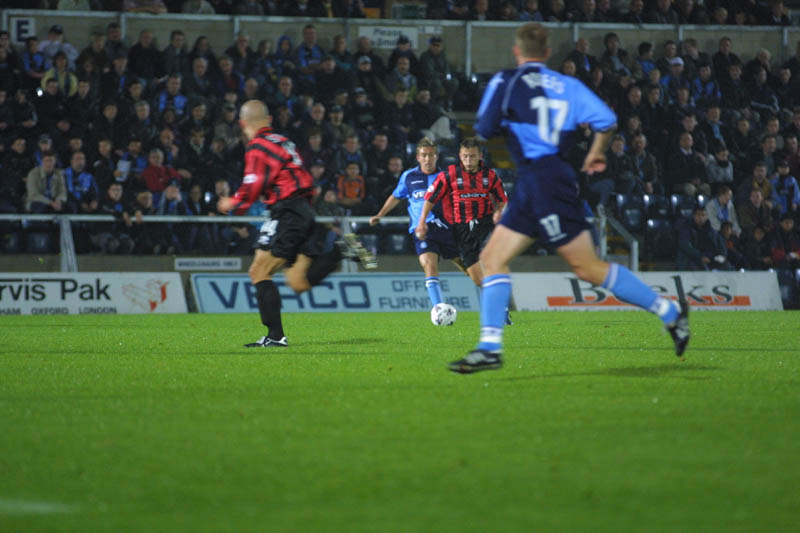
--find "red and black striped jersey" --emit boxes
[231,127,313,213]
[424,163,507,225]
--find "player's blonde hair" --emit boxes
[416,137,438,154]
[515,23,549,59]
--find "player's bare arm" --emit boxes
[369,195,401,226]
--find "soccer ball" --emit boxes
[431,303,457,326]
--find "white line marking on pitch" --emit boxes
[0,499,78,515]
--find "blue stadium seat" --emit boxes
[696,194,708,208]
[645,218,677,260]
[358,233,379,256]
[383,232,409,255]
[615,193,645,232]
[25,232,51,253]
[2,231,20,253]
[671,194,698,220]
[643,194,670,220]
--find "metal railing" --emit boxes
[605,214,640,272]
[0,213,410,272]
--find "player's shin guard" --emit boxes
[255,279,284,339]
[602,263,678,324]
[477,274,512,352]
[306,247,343,287]
[425,277,443,306]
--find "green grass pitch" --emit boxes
[1,311,799,532]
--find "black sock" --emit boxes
[306,247,342,287]
[255,280,283,339]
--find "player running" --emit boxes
[218,100,375,348]
[415,137,508,287]
[448,23,690,374]
[369,138,465,313]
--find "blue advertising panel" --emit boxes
[191,273,481,313]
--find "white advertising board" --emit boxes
[511,271,783,311]
[357,25,419,49]
[0,273,188,315]
[191,273,480,313]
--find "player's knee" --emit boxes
[479,248,503,274]
[285,272,311,293]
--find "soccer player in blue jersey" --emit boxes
[448,23,690,374]
[370,138,465,313]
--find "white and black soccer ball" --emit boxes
[430,303,457,326]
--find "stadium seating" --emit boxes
[383,232,410,255]
[645,218,677,261]
[615,193,645,233]
[25,232,52,254]
[671,194,699,220]
[643,194,671,220]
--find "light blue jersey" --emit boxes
[392,165,448,234]
[476,62,617,164]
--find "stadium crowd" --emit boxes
[3,0,797,27]
[0,11,798,277]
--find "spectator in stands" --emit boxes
[692,63,721,111]
[153,73,188,117]
[599,32,633,82]
[383,88,415,148]
[93,182,135,254]
[328,105,356,147]
[666,131,708,196]
[183,0,216,13]
[91,102,126,154]
[91,137,119,191]
[333,0,366,17]
[676,112,708,157]
[773,67,795,112]
[333,133,366,176]
[781,133,799,176]
[103,23,127,62]
[212,102,242,150]
[63,151,99,215]
[738,161,775,207]
[354,55,388,105]
[142,147,181,194]
[124,0,167,14]
[315,55,353,105]
[749,135,778,177]
[519,0,544,20]
[706,184,741,236]
[646,0,679,24]
[294,24,324,91]
[771,159,800,217]
[184,57,216,105]
[719,221,746,269]
[37,78,68,136]
[128,189,162,254]
[25,151,66,213]
[677,207,731,270]
[77,32,109,77]
[354,37,386,78]
[470,0,493,20]
[419,36,457,111]
[299,128,330,171]
[705,141,734,186]
[298,102,333,148]
[128,30,165,92]
[119,137,148,185]
[628,133,660,194]
[101,52,131,103]
[770,213,800,268]
[365,130,390,184]
[234,0,264,14]
[762,0,791,26]
[710,6,728,25]
[38,25,78,71]
[117,78,145,123]
[712,37,740,83]
[225,32,255,78]
[337,161,367,212]
[351,86,378,138]
[743,226,773,269]
[129,101,158,147]
[282,0,326,16]
[0,137,31,213]
[215,55,245,100]
[566,38,596,83]
[413,88,455,144]
[21,37,48,90]
[385,56,418,101]
[180,100,212,140]
[676,0,707,24]
[739,188,774,236]
[164,31,190,79]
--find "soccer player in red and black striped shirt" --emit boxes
[218,100,375,348]
[416,138,508,285]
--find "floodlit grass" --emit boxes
[1,311,798,532]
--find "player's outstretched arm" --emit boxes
[370,195,401,225]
